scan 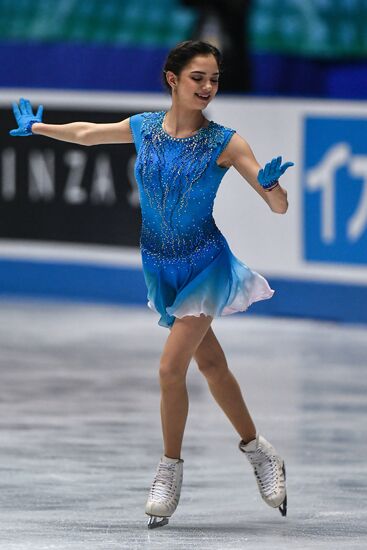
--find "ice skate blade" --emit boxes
[279,463,287,517]
[147,515,169,529]
[279,494,287,517]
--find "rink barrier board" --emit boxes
[1,92,367,322]
[0,258,365,325]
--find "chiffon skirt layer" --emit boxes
[142,237,274,329]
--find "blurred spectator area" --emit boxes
[0,0,367,98]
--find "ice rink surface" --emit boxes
[0,299,366,550]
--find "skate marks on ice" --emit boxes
[0,300,366,549]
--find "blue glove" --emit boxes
[257,156,294,189]
[9,97,44,137]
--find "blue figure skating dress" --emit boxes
[130,111,274,329]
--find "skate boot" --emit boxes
[239,434,287,516]
[145,454,184,528]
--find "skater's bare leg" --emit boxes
[161,314,213,459]
[193,326,256,443]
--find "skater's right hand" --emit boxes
[9,98,44,137]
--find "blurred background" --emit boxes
[0,0,367,323]
[1,0,367,96]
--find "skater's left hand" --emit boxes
[9,97,44,137]
[257,156,294,189]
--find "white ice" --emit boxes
[0,300,366,550]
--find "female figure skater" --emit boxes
[10,41,293,529]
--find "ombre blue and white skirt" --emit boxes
[141,231,274,329]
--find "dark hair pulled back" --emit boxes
[162,40,222,94]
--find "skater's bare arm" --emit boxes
[223,133,289,214]
[31,119,134,146]
[9,98,134,146]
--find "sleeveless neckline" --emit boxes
[159,111,213,142]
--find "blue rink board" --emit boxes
[0,259,366,325]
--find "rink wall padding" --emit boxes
[0,258,366,325]
[0,259,146,306]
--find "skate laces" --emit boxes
[246,448,279,497]
[150,463,177,502]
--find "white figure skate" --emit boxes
[145,455,184,528]
[239,434,287,516]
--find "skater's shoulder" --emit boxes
[208,119,236,137]
[134,111,164,121]
[206,119,236,147]
[209,119,236,133]
[130,111,160,122]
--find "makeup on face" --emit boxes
[189,70,219,101]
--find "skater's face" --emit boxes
[167,54,220,109]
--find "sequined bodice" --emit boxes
[130,111,235,264]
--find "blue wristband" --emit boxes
[262,179,279,190]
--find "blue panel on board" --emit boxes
[0,259,147,305]
[303,117,367,265]
[0,259,366,325]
